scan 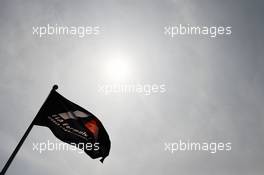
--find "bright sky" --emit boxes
[0,0,264,175]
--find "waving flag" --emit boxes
[34,86,111,162]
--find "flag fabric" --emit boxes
[34,88,111,163]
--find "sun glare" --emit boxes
[103,52,133,82]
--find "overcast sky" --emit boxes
[0,0,264,174]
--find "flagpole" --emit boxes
[0,85,58,175]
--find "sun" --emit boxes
[103,52,133,82]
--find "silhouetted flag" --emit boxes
[34,88,111,162]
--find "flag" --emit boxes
[34,86,111,162]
